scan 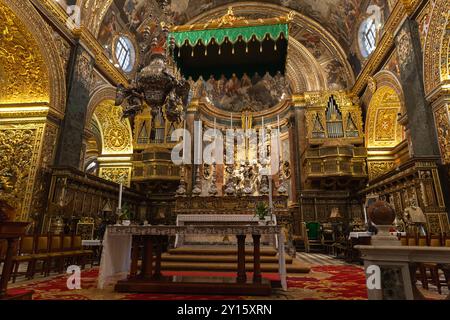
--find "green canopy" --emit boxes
[170,23,288,47]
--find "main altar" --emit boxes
[98,225,287,295]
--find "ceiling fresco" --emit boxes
[96,0,391,49]
[90,0,394,93]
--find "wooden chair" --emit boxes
[400,235,408,246]
[60,235,77,272]
[29,234,50,278]
[407,235,417,246]
[418,235,428,247]
[416,235,429,289]
[71,235,94,269]
[293,222,310,253]
[11,236,35,282]
[444,234,450,248]
[419,235,446,294]
[0,240,6,264]
[44,234,65,276]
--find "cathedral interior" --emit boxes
[0,0,450,302]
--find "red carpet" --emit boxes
[11,266,368,300]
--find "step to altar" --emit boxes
[160,261,309,273]
[157,246,310,274]
[162,254,293,264]
[115,276,273,296]
[167,246,278,256]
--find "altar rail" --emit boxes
[356,245,450,300]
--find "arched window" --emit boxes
[115,36,135,73]
[363,19,377,55]
[358,5,382,58]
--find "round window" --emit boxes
[115,36,136,73]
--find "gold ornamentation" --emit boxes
[93,100,133,154]
[99,167,131,187]
[76,50,94,89]
[0,125,44,220]
[208,7,245,26]
[367,76,377,94]
[375,109,399,141]
[434,104,450,164]
[423,0,450,96]
[366,86,403,148]
[0,2,49,104]
[305,91,364,141]
[171,6,294,32]
[396,28,413,67]
[368,161,396,180]
[31,123,59,215]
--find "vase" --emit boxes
[122,220,131,226]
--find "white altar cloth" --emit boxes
[97,225,287,291]
[97,228,132,289]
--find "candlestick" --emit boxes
[197,121,202,163]
[277,115,282,160]
[118,183,123,210]
[262,116,265,154]
[183,119,187,163]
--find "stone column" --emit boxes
[395,18,450,230]
[291,96,308,190]
[395,18,440,158]
[55,44,93,169]
[290,95,307,232]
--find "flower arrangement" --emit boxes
[255,202,270,221]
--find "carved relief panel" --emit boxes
[99,167,132,187]
[0,3,49,104]
[434,104,450,164]
[0,124,45,220]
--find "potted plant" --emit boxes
[120,204,131,226]
[255,202,271,225]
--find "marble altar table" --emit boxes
[98,225,287,295]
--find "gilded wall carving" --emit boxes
[52,31,71,78]
[93,100,133,155]
[367,86,403,148]
[374,109,399,141]
[0,3,49,104]
[423,0,450,95]
[368,161,396,180]
[99,167,131,187]
[396,28,413,67]
[76,50,94,90]
[434,104,450,164]
[0,125,44,220]
[30,123,59,216]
